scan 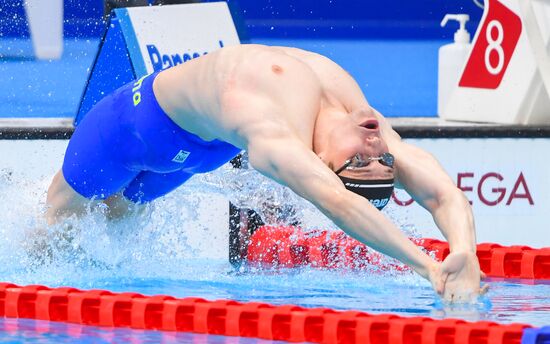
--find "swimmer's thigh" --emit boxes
[123,169,194,203]
[62,100,141,200]
[46,170,97,224]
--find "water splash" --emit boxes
[0,166,221,285]
[0,163,420,288]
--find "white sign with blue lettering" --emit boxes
[77,2,240,124]
[117,2,240,76]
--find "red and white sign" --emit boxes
[459,0,522,89]
[441,0,550,124]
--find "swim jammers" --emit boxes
[62,72,241,203]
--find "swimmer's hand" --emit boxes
[429,251,488,303]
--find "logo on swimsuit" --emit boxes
[370,198,389,208]
[172,150,191,163]
[132,75,148,106]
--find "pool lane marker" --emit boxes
[0,283,535,343]
[244,226,550,281]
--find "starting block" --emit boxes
[76,2,241,125]
[442,0,550,124]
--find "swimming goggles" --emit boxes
[334,152,395,174]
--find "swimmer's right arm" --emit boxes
[246,133,441,285]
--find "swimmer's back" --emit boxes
[154,45,351,149]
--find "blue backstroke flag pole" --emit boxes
[76,10,137,125]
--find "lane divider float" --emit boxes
[0,283,539,343]
[245,226,550,280]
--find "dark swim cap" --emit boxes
[338,176,394,210]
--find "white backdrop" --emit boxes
[120,2,240,75]
[391,138,549,247]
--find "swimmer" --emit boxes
[46,44,485,302]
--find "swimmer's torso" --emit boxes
[153,44,358,151]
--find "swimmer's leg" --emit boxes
[46,168,194,223]
[39,170,100,261]
[45,170,99,225]
[41,167,138,261]
[123,169,194,204]
[46,167,142,224]
[74,169,195,221]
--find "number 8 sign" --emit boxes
[459,0,522,89]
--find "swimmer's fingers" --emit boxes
[480,270,487,279]
[437,270,450,295]
[429,263,448,295]
[479,284,489,295]
[479,271,489,296]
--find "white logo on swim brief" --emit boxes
[172,150,190,163]
[370,198,389,208]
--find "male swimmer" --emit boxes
[46,44,485,302]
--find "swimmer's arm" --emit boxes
[391,141,476,253]
[247,134,437,280]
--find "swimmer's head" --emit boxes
[316,106,395,209]
[333,153,395,210]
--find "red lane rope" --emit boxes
[0,283,531,343]
[245,226,550,280]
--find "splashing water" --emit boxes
[0,151,419,286]
[1,176,236,283]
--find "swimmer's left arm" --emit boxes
[391,140,487,301]
[390,141,477,253]
[246,132,438,281]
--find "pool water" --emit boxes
[0,38,442,119]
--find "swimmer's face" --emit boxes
[324,106,394,180]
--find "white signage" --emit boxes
[388,138,550,247]
[117,2,240,76]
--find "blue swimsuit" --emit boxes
[62,72,241,203]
